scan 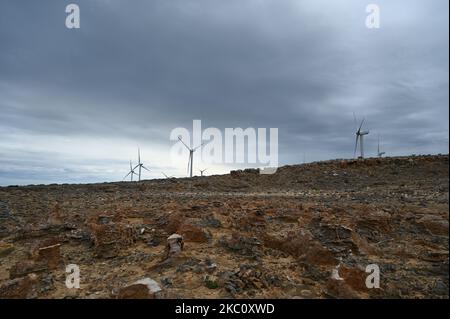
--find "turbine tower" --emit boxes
[377,135,386,158]
[133,148,151,182]
[353,115,369,159]
[178,136,205,178]
[123,160,138,182]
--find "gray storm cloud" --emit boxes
[0,0,448,185]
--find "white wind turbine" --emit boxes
[198,168,208,176]
[178,136,205,178]
[133,148,151,182]
[353,114,369,159]
[123,160,138,182]
[377,135,386,158]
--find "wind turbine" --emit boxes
[133,148,151,182]
[123,160,138,182]
[178,136,205,178]
[199,168,208,176]
[377,135,386,157]
[353,114,369,159]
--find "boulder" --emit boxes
[88,221,137,258]
[179,224,209,243]
[163,213,183,234]
[165,234,184,258]
[339,266,370,293]
[32,243,62,270]
[116,278,162,299]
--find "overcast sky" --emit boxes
[0,0,448,186]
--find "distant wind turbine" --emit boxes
[178,136,205,178]
[353,113,369,159]
[123,160,138,182]
[377,135,386,158]
[199,168,208,176]
[162,172,175,179]
[133,148,151,182]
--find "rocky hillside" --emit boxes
[0,155,448,299]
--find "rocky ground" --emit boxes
[0,155,448,299]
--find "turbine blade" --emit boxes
[353,112,357,131]
[123,171,131,180]
[358,118,365,132]
[138,148,141,164]
[193,140,208,151]
[142,165,151,172]
[178,136,191,151]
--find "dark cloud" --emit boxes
[0,0,448,185]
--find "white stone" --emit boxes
[134,278,162,293]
